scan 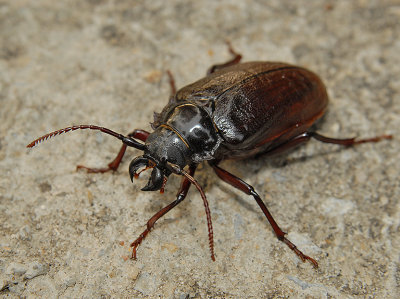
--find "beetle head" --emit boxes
[128,156,170,191]
[128,126,191,192]
[26,124,190,193]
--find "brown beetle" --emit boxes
[28,44,391,267]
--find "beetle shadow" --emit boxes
[260,145,349,168]
[211,140,353,217]
[251,115,356,168]
[215,183,259,214]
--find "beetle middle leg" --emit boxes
[207,41,242,75]
[209,161,319,268]
[166,70,177,97]
[77,129,150,173]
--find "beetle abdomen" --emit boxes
[218,63,327,143]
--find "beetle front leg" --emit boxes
[77,129,150,173]
[210,162,318,268]
[130,164,197,259]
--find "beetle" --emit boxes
[27,44,391,268]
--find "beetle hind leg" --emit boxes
[308,131,392,146]
[210,161,318,268]
[260,131,392,158]
[77,129,150,173]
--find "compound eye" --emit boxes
[141,167,164,191]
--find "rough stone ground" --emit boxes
[1,1,399,298]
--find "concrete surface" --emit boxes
[1,0,399,298]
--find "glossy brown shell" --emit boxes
[174,62,328,160]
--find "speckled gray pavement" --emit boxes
[1,1,399,298]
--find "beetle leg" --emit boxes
[210,162,318,268]
[207,41,242,75]
[307,131,392,146]
[130,164,197,259]
[166,70,177,97]
[77,129,150,173]
[261,131,392,157]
